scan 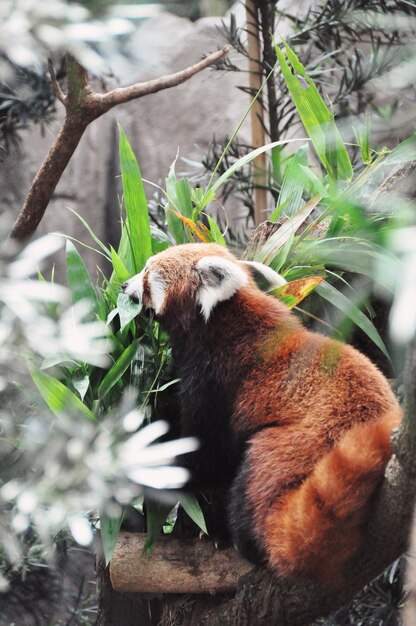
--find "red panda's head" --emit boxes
[122,243,286,328]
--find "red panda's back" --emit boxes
[233,330,401,583]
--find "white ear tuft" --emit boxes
[241,260,287,290]
[148,270,167,314]
[196,256,248,321]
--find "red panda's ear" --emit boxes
[195,256,248,321]
[240,261,287,292]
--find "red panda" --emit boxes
[122,243,402,584]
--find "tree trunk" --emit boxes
[96,558,162,626]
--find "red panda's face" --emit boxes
[122,243,286,325]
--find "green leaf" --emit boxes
[268,195,292,222]
[316,281,390,359]
[101,510,123,565]
[385,136,416,165]
[110,246,130,284]
[353,119,371,165]
[146,378,181,394]
[294,239,398,292]
[151,239,170,254]
[176,179,194,218]
[207,216,226,246]
[98,339,140,399]
[31,369,95,420]
[275,40,353,181]
[67,208,112,259]
[66,240,99,313]
[180,493,208,535]
[165,157,186,244]
[255,195,321,266]
[276,144,309,217]
[41,353,78,369]
[73,375,90,400]
[143,499,175,556]
[118,124,152,273]
[298,165,327,197]
[116,293,142,331]
[206,138,307,204]
[163,503,179,534]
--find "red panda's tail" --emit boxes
[263,411,401,584]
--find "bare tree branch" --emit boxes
[47,59,66,105]
[10,46,230,241]
[98,46,230,110]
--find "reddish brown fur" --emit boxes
[139,243,402,583]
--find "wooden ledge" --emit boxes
[109,532,254,594]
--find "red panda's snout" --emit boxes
[122,270,145,305]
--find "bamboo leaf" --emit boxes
[180,493,208,535]
[275,41,353,181]
[116,293,142,330]
[73,375,90,401]
[204,138,307,206]
[110,246,130,284]
[118,124,152,273]
[353,119,371,165]
[41,353,78,369]
[165,157,186,244]
[176,179,194,218]
[270,276,324,308]
[255,195,321,266]
[98,339,140,399]
[67,208,112,259]
[66,240,99,313]
[31,369,95,420]
[385,136,416,165]
[276,144,309,218]
[298,165,327,197]
[207,216,226,246]
[146,378,181,394]
[143,500,175,556]
[167,210,211,243]
[101,510,123,565]
[316,281,390,359]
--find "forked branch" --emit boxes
[10,46,230,241]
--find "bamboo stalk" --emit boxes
[245,0,268,225]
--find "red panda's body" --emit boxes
[123,243,401,583]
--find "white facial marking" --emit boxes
[241,260,287,288]
[148,270,167,314]
[123,270,144,301]
[196,256,248,321]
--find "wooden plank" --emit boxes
[109,532,254,594]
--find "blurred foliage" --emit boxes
[0,61,58,155]
[208,0,416,224]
